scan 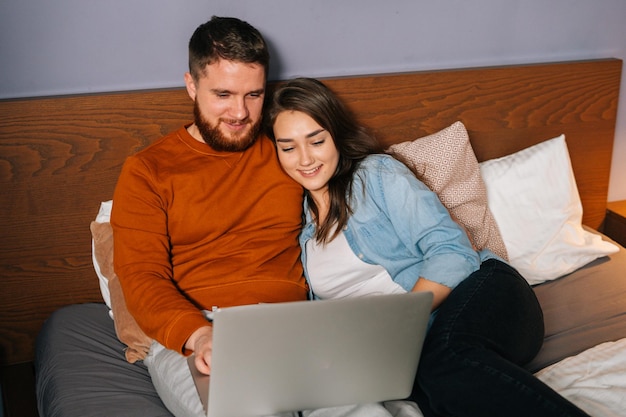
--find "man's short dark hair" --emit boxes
[188,16,270,80]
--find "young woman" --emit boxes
[266,77,591,417]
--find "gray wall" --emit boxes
[1,0,625,200]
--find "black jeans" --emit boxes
[411,259,591,417]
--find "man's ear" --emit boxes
[184,72,197,101]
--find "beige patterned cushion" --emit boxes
[386,121,508,260]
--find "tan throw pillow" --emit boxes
[90,221,152,363]
[386,121,508,260]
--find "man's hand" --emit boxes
[185,325,214,375]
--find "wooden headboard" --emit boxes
[0,58,621,366]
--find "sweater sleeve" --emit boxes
[111,155,208,354]
[374,156,480,289]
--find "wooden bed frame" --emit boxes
[0,58,622,375]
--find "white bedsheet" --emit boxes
[535,337,626,417]
[381,337,626,417]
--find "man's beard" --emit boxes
[193,101,260,152]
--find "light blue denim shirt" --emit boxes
[300,154,501,298]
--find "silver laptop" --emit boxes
[188,291,433,417]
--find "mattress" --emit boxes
[35,234,626,417]
[527,230,626,372]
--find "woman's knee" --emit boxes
[427,260,544,365]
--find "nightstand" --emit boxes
[603,200,626,247]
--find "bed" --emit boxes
[0,58,624,417]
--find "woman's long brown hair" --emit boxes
[266,78,382,243]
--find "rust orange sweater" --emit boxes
[111,126,307,353]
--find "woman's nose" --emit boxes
[299,149,313,166]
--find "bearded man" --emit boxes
[110,16,308,416]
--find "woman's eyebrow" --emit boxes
[275,137,294,143]
[276,128,326,143]
[306,128,325,138]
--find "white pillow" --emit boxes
[479,135,618,285]
[92,200,113,308]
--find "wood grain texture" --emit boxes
[0,89,192,364]
[320,59,621,230]
[0,59,621,365]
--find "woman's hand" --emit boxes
[411,277,452,311]
[185,325,214,375]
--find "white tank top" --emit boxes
[305,230,407,299]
